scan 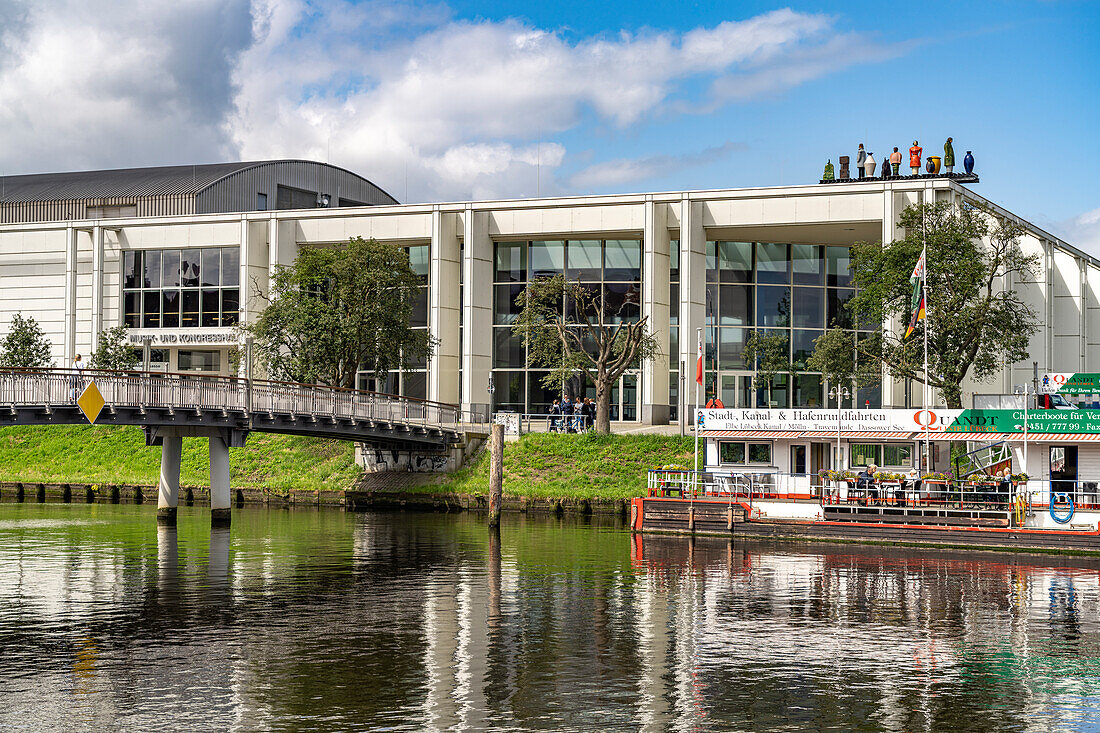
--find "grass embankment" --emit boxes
[0,425,359,492]
[431,432,695,501]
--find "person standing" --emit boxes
[548,398,561,432]
[561,395,575,433]
[856,144,867,179]
[943,137,955,174]
[70,353,86,401]
[583,398,596,431]
[889,147,902,176]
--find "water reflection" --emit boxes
[1,504,1100,731]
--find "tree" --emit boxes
[741,330,791,407]
[513,274,658,434]
[245,236,433,389]
[808,201,1039,408]
[89,325,139,371]
[0,313,52,369]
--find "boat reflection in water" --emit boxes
[1,505,1100,731]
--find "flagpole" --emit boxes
[922,206,930,473]
[694,327,702,492]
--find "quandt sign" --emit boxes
[1039,372,1100,395]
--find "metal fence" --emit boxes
[644,469,1096,515]
[0,368,485,433]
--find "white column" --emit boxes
[157,434,182,524]
[90,225,104,347]
[461,206,492,418]
[429,208,461,404]
[642,199,671,424]
[881,186,898,406]
[63,225,77,363]
[678,196,706,420]
[209,435,231,525]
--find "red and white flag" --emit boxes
[695,330,703,386]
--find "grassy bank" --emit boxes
[431,432,695,501]
[0,425,360,492]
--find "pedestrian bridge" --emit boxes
[0,368,483,525]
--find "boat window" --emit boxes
[883,444,913,467]
[851,443,914,467]
[748,443,771,464]
[718,441,772,465]
[850,444,882,467]
[719,442,745,464]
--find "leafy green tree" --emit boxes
[89,325,139,371]
[808,202,1039,408]
[0,313,53,369]
[741,330,792,407]
[246,236,433,389]
[513,274,658,434]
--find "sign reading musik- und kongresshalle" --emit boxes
[699,408,1100,436]
[126,329,238,347]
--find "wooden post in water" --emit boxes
[488,423,504,527]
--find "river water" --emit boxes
[2,503,1100,732]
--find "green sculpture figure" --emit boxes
[944,137,955,174]
[823,159,835,180]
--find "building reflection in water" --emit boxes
[3,508,1100,730]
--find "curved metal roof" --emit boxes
[0,160,391,203]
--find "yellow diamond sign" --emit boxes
[77,381,106,424]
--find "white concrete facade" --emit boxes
[0,178,1095,423]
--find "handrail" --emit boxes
[0,366,464,412]
[0,368,489,433]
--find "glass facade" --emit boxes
[492,239,642,418]
[122,248,239,328]
[691,241,878,410]
[359,244,430,400]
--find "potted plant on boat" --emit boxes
[921,471,951,506]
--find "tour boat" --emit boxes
[632,407,1100,554]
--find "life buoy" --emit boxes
[1049,492,1075,524]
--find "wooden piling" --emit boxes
[488,423,504,527]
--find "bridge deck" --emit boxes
[0,369,478,449]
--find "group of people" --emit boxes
[548,396,596,433]
[853,464,1013,507]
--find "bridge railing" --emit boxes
[0,368,482,434]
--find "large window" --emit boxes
[491,239,642,418]
[699,240,878,409]
[123,248,239,328]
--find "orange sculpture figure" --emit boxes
[909,141,922,175]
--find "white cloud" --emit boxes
[0,1,908,201]
[0,0,253,173]
[1053,206,1100,258]
[569,143,742,190]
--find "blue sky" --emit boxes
[0,0,1096,249]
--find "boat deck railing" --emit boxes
[646,470,1100,516]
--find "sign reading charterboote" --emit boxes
[699,407,1100,436]
[77,381,106,425]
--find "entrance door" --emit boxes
[720,374,738,408]
[1051,445,1078,498]
[810,443,829,474]
[791,445,807,476]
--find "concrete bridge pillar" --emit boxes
[157,435,183,524]
[209,435,231,526]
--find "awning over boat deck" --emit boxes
[933,432,1100,442]
[701,430,804,439]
